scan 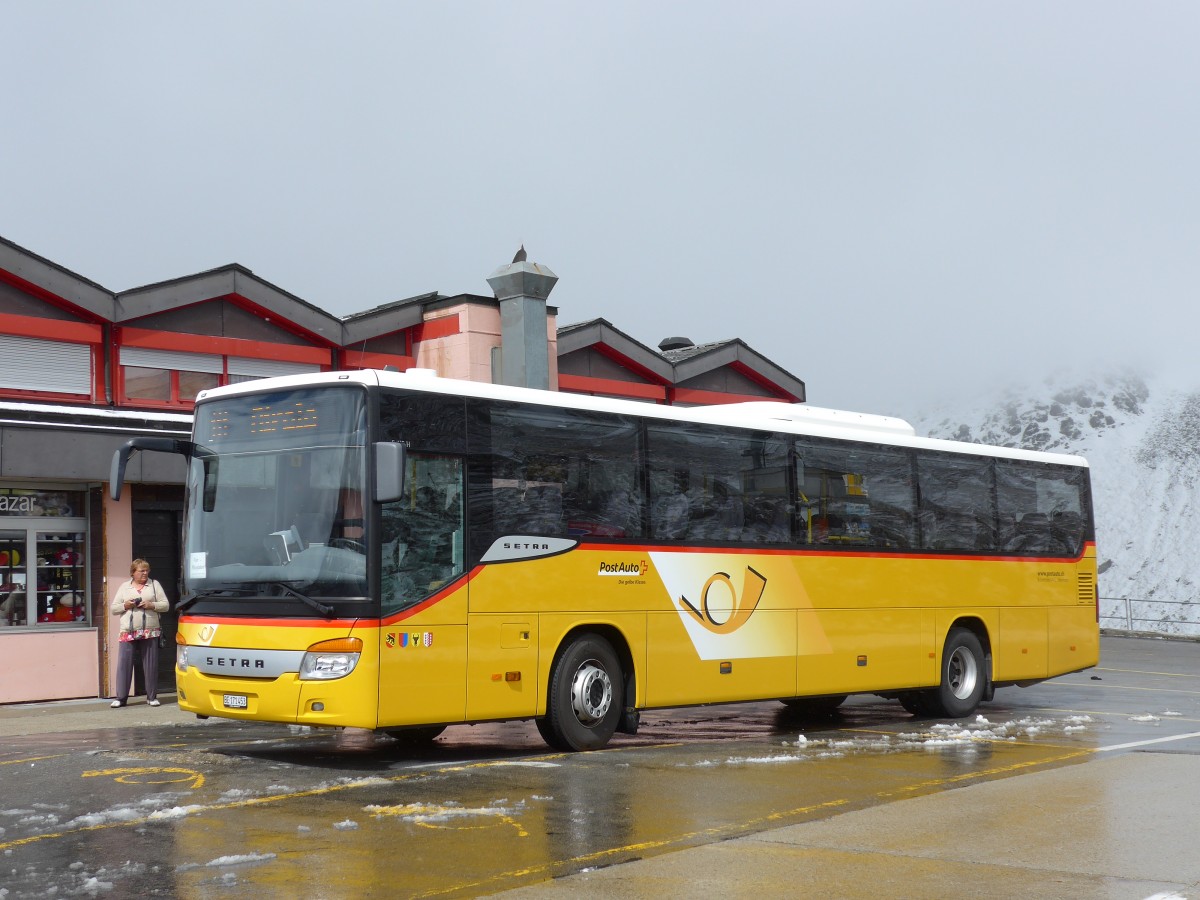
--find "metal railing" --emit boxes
[1099,596,1200,637]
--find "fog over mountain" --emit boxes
[908,368,1200,636]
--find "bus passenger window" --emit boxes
[599,485,641,537]
[651,493,689,539]
[478,404,643,541]
[916,454,996,552]
[796,442,916,550]
[995,460,1089,557]
[516,485,564,534]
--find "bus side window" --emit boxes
[381,454,465,615]
[517,485,564,534]
[916,453,995,552]
[995,460,1089,557]
[600,485,641,537]
[795,442,916,550]
[652,493,689,539]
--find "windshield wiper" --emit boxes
[177,584,335,618]
[177,588,255,612]
[268,581,337,618]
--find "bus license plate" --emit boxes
[223,694,248,709]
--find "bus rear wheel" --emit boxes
[537,634,623,752]
[929,627,986,718]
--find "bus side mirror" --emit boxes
[110,437,194,501]
[375,442,407,503]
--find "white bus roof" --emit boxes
[196,369,1088,469]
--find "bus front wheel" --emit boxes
[537,634,623,752]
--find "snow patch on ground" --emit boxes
[680,713,1093,768]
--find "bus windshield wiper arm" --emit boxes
[267,582,337,618]
[178,586,335,616]
[177,588,256,612]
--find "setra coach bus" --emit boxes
[110,368,1098,751]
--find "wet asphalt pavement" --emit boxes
[1,634,1198,898]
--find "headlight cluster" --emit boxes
[299,637,363,681]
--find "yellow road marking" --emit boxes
[875,749,1090,799]
[419,797,853,897]
[0,756,561,852]
[367,802,530,837]
[83,767,206,790]
[0,754,65,766]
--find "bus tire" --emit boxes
[898,691,935,716]
[780,695,846,717]
[384,725,446,744]
[929,627,986,718]
[537,634,622,752]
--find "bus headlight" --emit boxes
[300,637,363,680]
[177,634,189,672]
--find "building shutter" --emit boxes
[0,335,92,393]
[227,356,320,379]
[120,347,223,374]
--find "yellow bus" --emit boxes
[111,369,1098,751]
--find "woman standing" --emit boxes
[109,559,170,708]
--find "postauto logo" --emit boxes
[597,559,648,577]
[678,567,766,635]
[650,552,794,660]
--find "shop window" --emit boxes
[0,488,88,628]
[122,365,221,407]
[124,366,171,401]
[179,370,220,401]
[120,347,223,409]
[118,348,320,408]
[0,529,26,626]
[35,531,86,623]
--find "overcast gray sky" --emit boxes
[3,2,1197,417]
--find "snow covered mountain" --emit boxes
[908,369,1200,636]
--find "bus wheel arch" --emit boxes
[900,620,992,718]
[931,622,991,718]
[537,626,634,751]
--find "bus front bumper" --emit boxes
[176,667,378,729]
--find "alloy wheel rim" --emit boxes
[570,660,612,726]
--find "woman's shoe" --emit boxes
[148,699,161,707]
[110,700,125,708]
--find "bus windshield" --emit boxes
[183,386,370,607]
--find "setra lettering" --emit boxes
[206,656,266,669]
[503,541,550,550]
